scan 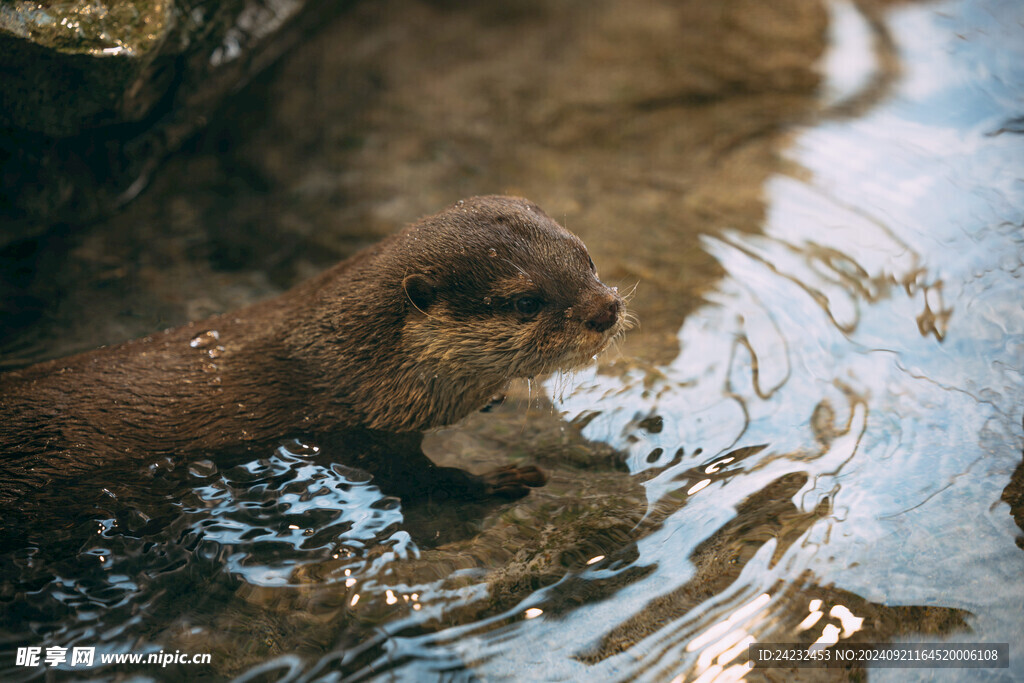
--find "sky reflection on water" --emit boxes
[532,1,1024,680]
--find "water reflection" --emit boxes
[0,440,413,679]
[541,1,1024,680]
[180,441,413,587]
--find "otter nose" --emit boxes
[586,297,621,333]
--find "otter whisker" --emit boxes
[562,366,584,402]
[550,369,569,404]
[516,377,533,436]
[609,335,628,360]
[620,281,640,303]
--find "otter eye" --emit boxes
[514,296,544,317]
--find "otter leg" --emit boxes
[477,465,548,498]
[315,429,547,502]
[427,464,547,501]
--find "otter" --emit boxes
[0,196,627,505]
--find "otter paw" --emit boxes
[481,465,548,499]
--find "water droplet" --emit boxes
[456,199,465,206]
[207,345,225,359]
[564,307,574,318]
[483,296,492,306]
[288,440,321,456]
[190,330,220,349]
[488,248,497,258]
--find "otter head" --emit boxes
[384,195,627,428]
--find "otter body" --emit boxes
[0,196,626,504]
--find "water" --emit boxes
[2,0,1022,681]
[544,1,1024,680]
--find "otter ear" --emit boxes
[402,273,435,313]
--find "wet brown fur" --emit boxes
[0,196,626,504]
